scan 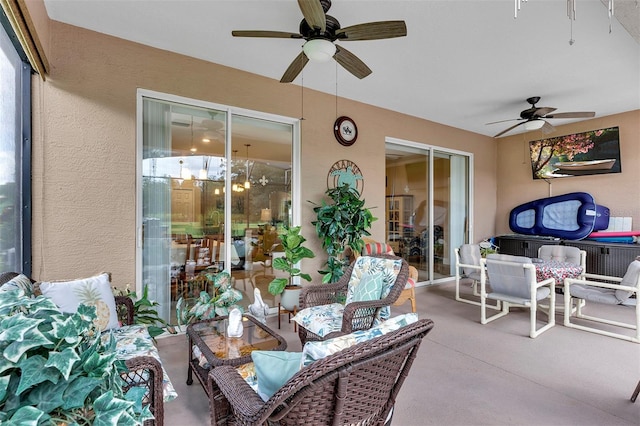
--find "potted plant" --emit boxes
[267,225,315,311]
[310,184,376,283]
[114,283,177,340]
[0,289,151,424]
[175,271,244,327]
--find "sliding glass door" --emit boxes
[137,91,297,324]
[385,140,471,284]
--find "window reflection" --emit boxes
[142,99,293,325]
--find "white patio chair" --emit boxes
[538,245,586,277]
[537,244,587,313]
[455,244,499,309]
[563,259,640,343]
[481,254,556,338]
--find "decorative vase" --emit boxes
[280,286,301,311]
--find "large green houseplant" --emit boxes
[311,184,376,283]
[0,289,151,425]
[267,226,315,310]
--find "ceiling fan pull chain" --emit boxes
[514,0,527,19]
[335,61,338,119]
[608,0,614,33]
[567,0,576,45]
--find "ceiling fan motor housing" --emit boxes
[300,15,340,39]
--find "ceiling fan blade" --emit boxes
[232,30,303,39]
[541,121,556,135]
[336,21,407,41]
[544,111,596,119]
[280,51,309,83]
[334,45,372,79]
[297,0,326,32]
[493,121,526,138]
[532,107,556,117]
[485,118,522,125]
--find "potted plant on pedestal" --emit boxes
[267,226,315,311]
[311,184,376,283]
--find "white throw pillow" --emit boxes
[40,272,119,331]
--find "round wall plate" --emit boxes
[334,116,358,146]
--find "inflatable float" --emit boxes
[586,230,640,244]
[509,192,609,240]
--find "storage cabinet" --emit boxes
[494,235,560,259]
[385,195,413,253]
[563,240,640,277]
[495,235,640,277]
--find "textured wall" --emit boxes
[27,10,498,287]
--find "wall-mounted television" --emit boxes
[529,126,621,180]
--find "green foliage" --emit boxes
[175,271,244,326]
[267,226,315,296]
[116,285,176,340]
[310,184,376,283]
[0,289,152,425]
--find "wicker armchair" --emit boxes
[297,254,410,345]
[0,272,164,426]
[208,318,434,426]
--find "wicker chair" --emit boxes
[0,272,164,426]
[297,254,410,345]
[207,318,434,426]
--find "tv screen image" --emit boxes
[529,126,621,180]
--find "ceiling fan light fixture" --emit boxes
[524,119,545,131]
[303,39,336,62]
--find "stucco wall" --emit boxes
[27,8,498,286]
[495,110,640,235]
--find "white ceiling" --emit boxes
[43,0,640,138]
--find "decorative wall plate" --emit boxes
[333,116,358,146]
[327,159,364,194]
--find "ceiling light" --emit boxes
[202,138,210,143]
[244,144,251,189]
[303,39,336,62]
[523,119,545,131]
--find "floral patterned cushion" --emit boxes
[292,303,345,338]
[102,324,178,402]
[0,274,34,296]
[301,313,418,367]
[237,362,259,393]
[345,256,403,323]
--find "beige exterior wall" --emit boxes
[26,10,497,287]
[495,110,640,235]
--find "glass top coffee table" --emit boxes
[186,314,287,396]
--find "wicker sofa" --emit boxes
[0,272,168,426]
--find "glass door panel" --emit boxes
[385,145,431,281]
[229,115,293,309]
[141,96,293,325]
[386,142,471,284]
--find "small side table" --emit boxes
[278,303,297,332]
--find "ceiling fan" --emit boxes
[487,97,596,138]
[231,0,407,83]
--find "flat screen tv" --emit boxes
[529,126,621,180]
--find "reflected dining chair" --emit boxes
[481,254,556,338]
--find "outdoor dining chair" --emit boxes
[563,258,640,343]
[481,253,556,338]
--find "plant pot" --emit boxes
[280,286,301,311]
